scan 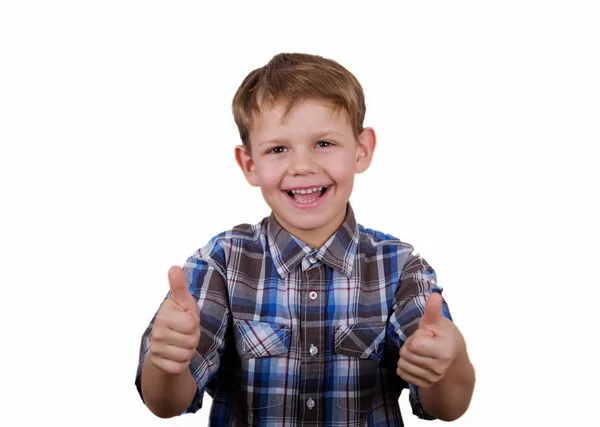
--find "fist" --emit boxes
[148,266,200,375]
[396,292,462,388]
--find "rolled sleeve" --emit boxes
[135,240,230,414]
[387,252,453,420]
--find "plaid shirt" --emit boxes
[136,204,452,426]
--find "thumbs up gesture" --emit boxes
[396,292,464,388]
[148,266,200,375]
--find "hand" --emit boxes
[148,266,200,375]
[396,292,463,388]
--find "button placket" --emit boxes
[299,265,323,422]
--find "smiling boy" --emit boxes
[235,97,367,249]
[136,53,475,426]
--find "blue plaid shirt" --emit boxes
[136,204,452,426]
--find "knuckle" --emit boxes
[431,364,444,376]
[150,357,173,374]
[154,312,166,326]
[151,328,163,342]
[152,344,168,358]
[425,372,437,384]
[171,349,187,363]
[181,317,197,335]
[442,348,454,361]
[408,339,420,353]
[148,340,160,355]
[399,346,406,358]
[162,361,184,375]
[190,333,200,349]
[412,378,424,388]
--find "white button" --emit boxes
[307,397,315,409]
[309,344,318,356]
[308,256,317,264]
[309,291,318,300]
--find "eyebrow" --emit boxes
[313,130,345,139]
[258,138,288,148]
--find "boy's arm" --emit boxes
[398,293,475,420]
[417,333,475,421]
[135,248,230,417]
[388,253,475,421]
[141,361,198,418]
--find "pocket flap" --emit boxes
[233,318,291,359]
[334,322,386,360]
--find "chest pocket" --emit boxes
[233,318,291,410]
[333,321,387,412]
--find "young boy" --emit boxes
[135,53,475,426]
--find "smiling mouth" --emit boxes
[285,186,329,204]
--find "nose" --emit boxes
[288,149,317,176]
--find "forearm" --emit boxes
[141,360,198,418]
[419,348,475,421]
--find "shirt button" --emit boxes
[307,397,315,409]
[308,256,317,264]
[309,291,318,300]
[309,344,318,356]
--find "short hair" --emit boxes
[232,53,366,149]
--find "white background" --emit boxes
[1,1,598,426]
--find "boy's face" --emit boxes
[235,98,376,248]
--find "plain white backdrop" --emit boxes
[1,1,598,426]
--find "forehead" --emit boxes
[249,98,350,135]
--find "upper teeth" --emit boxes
[290,187,324,194]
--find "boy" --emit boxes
[135,53,475,426]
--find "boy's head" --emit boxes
[232,53,367,149]
[233,53,376,248]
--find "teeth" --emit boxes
[295,196,319,204]
[290,187,323,194]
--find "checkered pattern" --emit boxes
[135,204,452,426]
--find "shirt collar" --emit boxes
[266,203,359,278]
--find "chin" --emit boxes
[276,205,344,230]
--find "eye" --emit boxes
[316,140,333,148]
[267,146,287,154]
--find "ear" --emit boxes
[235,145,260,187]
[355,127,376,174]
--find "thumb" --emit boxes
[168,266,197,312]
[419,292,444,328]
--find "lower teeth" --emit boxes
[294,196,318,204]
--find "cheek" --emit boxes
[326,157,356,184]
[256,162,284,189]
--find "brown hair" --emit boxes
[232,53,366,149]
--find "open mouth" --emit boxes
[285,186,329,204]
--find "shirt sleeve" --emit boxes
[386,252,452,420]
[135,239,231,414]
